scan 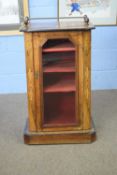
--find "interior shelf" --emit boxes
[43,73,75,93]
[43,40,75,53]
[43,60,75,73]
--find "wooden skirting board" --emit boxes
[24,120,96,145]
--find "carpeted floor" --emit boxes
[0,90,117,175]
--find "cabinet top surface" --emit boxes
[20,19,95,32]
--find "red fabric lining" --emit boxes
[43,92,77,127]
[43,59,75,73]
[42,39,76,127]
[43,73,76,93]
[43,39,75,53]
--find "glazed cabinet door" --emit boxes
[30,31,91,132]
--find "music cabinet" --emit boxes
[20,20,96,144]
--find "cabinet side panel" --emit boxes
[82,31,91,130]
[24,33,37,131]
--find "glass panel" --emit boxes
[42,39,78,127]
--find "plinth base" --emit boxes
[24,121,96,144]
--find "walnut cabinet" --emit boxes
[21,20,96,144]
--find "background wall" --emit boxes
[0,0,117,94]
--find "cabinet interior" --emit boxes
[42,39,78,127]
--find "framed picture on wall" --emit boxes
[58,0,117,25]
[0,0,29,35]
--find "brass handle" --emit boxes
[84,15,89,25]
[24,16,29,26]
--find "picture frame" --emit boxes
[0,0,29,35]
[58,0,117,25]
